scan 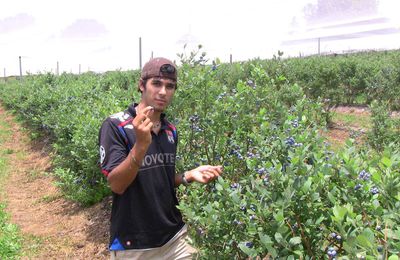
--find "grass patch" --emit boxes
[35,194,62,205]
[332,112,371,129]
[0,203,22,259]
[0,109,22,259]
[0,111,23,259]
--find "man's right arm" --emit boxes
[105,106,154,195]
[106,145,147,195]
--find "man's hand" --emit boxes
[186,165,223,184]
[132,106,154,149]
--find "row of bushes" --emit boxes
[0,71,139,204]
[213,49,400,110]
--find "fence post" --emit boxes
[318,38,321,55]
[19,56,23,80]
[139,37,142,69]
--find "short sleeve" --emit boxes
[98,118,129,177]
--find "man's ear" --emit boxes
[138,79,145,92]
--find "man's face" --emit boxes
[140,77,176,112]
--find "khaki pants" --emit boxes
[110,226,196,260]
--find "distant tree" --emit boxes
[304,0,379,25]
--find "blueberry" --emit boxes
[233,219,242,225]
[256,167,266,175]
[330,232,337,238]
[376,225,382,231]
[377,245,383,252]
[370,187,379,195]
[196,228,205,236]
[354,183,363,191]
[285,136,296,146]
[358,170,371,181]
[336,235,341,241]
[244,241,253,248]
[247,152,255,158]
[247,80,255,88]
[327,247,337,257]
[230,183,239,189]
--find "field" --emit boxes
[0,49,400,259]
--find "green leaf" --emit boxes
[238,244,257,257]
[388,255,399,260]
[327,192,337,204]
[215,183,223,191]
[274,210,284,222]
[275,232,283,243]
[381,156,392,167]
[289,236,302,246]
[356,235,372,248]
[332,205,347,222]
[301,179,312,194]
[259,233,273,246]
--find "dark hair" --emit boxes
[138,78,148,93]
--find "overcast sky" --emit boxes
[0,0,399,76]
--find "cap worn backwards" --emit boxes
[141,57,177,81]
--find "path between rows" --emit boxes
[0,105,110,259]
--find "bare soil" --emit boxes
[0,105,111,259]
[323,105,371,147]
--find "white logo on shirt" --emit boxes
[100,146,106,164]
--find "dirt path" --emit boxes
[0,105,110,259]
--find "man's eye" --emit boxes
[166,84,176,89]
[152,80,162,86]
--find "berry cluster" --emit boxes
[327,246,337,258]
[358,170,371,181]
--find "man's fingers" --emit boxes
[142,106,154,117]
[201,169,220,179]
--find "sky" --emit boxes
[0,0,399,76]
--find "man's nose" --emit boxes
[159,86,167,95]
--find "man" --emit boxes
[99,57,223,259]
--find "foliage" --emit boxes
[0,203,22,259]
[367,101,400,151]
[0,49,400,257]
[0,71,139,205]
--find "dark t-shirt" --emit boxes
[98,103,184,250]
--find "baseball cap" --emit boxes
[141,57,177,81]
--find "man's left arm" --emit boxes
[175,165,223,186]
